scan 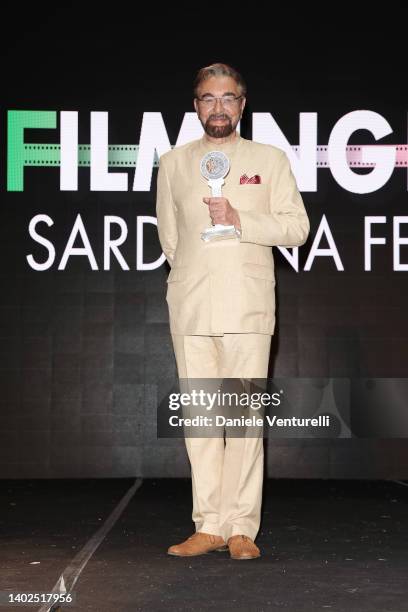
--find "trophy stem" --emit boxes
[200,151,238,242]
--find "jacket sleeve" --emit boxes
[238,150,310,247]
[155,155,178,267]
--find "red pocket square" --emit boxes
[240,174,261,184]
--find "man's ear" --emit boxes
[241,97,247,115]
[193,98,198,113]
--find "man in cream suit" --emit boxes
[156,63,310,560]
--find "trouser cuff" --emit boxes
[196,522,222,537]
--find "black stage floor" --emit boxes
[1,478,407,611]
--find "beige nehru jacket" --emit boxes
[155,133,310,336]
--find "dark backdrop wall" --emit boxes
[1,2,408,478]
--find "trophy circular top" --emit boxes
[200,151,230,180]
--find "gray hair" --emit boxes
[193,63,247,98]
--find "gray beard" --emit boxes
[204,117,235,138]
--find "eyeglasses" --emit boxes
[196,95,243,108]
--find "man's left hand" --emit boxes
[203,197,241,229]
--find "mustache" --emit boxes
[209,115,231,121]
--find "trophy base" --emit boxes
[201,224,238,242]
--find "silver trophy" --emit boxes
[200,151,239,242]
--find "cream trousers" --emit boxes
[170,333,272,542]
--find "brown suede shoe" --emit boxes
[227,535,261,560]
[168,532,228,556]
